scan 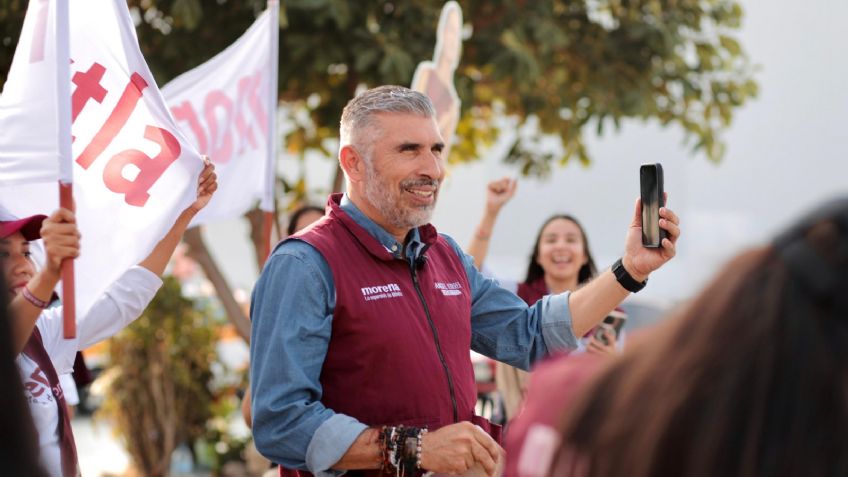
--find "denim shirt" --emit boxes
[249,195,578,475]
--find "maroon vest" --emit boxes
[284,194,498,476]
[516,278,548,306]
[23,328,78,477]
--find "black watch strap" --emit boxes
[612,258,647,293]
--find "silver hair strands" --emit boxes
[339,85,435,147]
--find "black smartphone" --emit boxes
[640,163,666,248]
[593,309,627,345]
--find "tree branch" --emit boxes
[183,227,251,342]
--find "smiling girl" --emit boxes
[467,179,621,421]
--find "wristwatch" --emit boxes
[612,258,647,293]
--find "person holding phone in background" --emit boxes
[467,178,626,422]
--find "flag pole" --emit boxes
[262,0,280,264]
[55,0,75,338]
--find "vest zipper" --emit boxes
[409,260,459,423]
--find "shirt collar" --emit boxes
[339,194,424,260]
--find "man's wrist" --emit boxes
[613,257,648,293]
[621,256,648,283]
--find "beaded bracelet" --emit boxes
[378,425,428,476]
[22,286,49,309]
[415,428,427,469]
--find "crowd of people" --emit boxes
[2,85,846,477]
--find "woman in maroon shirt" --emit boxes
[467,179,620,423]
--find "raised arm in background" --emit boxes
[466,177,517,269]
[138,160,217,276]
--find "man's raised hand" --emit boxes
[621,195,681,282]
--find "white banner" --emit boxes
[0,0,203,316]
[0,0,71,185]
[162,9,276,225]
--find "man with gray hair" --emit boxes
[250,85,680,476]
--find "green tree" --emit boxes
[98,276,218,477]
[0,0,756,336]
[1,0,757,174]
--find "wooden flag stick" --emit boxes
[59,182,75,339]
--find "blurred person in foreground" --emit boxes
[0,273,48,476]
[250,85,680,476]
[2,161,216,477]
[508,196,848,477]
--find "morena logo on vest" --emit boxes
[360,283,403,302]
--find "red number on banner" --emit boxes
[70,62,184,207]
[169,69,268,165]
[75,72,148,170]
[244,70,268,138]
[102,125,181,207]
[71,63,108,121]
[234,77,258,153]
[171,100,209,153]
[203,90,234,164]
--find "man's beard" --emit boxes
[363,161,439,231]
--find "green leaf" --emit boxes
[719,35,742,56]
[172,0,203,31]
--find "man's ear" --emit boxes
[339,145,366,183]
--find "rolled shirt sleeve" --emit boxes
[249,240,366,474]
[441,235,579,370]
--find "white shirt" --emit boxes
[58,374,79,406]
[17,266,162,477]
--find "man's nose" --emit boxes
[420,150,445,180]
